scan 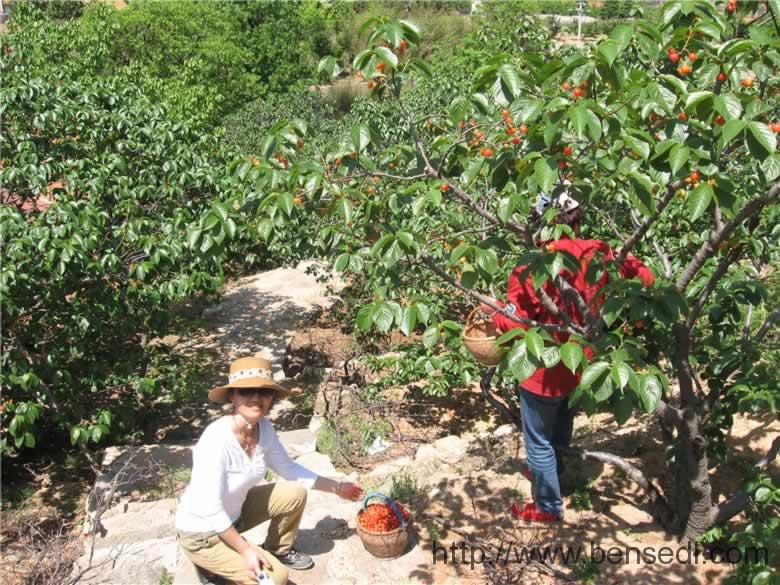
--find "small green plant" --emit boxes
[424,518,443,540]
[158,569,173,585]
[572,555,600,583]
[148,466,191,500]
[389,471,419,505]
[571,482,594,511]
[3,485,37,509]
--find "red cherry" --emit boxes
[687,52,697,62]
[480,147,493,158]
[669,52,680,63]
[512,136,521,145]
[563,146,574,156]
[714,116,726,126]
[678,111,688,122]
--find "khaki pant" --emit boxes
[178,481,308,585]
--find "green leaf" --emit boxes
[372,304,394,333]
[637,375,662,413]
[755,486,772,504]
[70,427,81,445]
[560,342,584,373]
[720,119,745,145]
[534,158,557,193]
[356,304,375,331]
[334,253,350,272]
[498,64,522,99]
[613,392,633,425]
[475,248,498,274]
[317,56,341,80]
[337,197,353,224]
[186,229,202,250]
[422,325,439,349]
[24,432,35,448]
[495,327,526,346]
[525,329,544,359]
[593,374,614,402]
[382,240,404,268]
[374,46,399,69]
[448,96,469,124]
[747,122,777,157]
[761,154,780,182]
[685,91,714,110]
[400,305,418,336]
[541,346,561,368]
[687,182,714,222]
[352,124,371,153]
[668,144,690,176]
[514,97,543,122]
[598,39,620,68]
[611,363,632,390]
[580,361,610,388]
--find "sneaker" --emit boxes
[510,502,562,524]
[275,548,314,570]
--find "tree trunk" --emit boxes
[679,411,715,541]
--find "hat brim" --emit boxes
[208,377,291,404]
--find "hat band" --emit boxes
[228,367,273,384]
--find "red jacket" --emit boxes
[491,238,654,398]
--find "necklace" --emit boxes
[235,412,254,430]
[232,415,257,456]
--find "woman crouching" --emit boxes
[175,356,364,585]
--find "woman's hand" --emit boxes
[336,481,364,501]
[480,300,498,316]
[240,546,270,577]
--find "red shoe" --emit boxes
[510,502,562,524]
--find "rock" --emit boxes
[432,435,468,465]
[492,424,517,438]
[277,428,317,459]
[365,456,413,481]
[296,451,340,477]
[313,378,356,418]
[73,535,178,585]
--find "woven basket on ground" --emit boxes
[462,307,502,366]
[356,493,411,559]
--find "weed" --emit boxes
[147,465,191,500]
[3,485,37,509]
[424,518,443,540]
[571,482,594,511]
[389,471,419,505]
[158,568,173,585]
[572,555,600,583]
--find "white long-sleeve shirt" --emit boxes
[175,416,319,533]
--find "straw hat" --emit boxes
[208,356,290,404]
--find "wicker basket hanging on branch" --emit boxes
[461,307,503,366]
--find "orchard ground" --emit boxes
[2,263,776,585]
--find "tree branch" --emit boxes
[420,255,583,335]
[676,181,780,292]
[712,435,780,525]
[755,305,780,343]
[616,181,681,265]
[686,245,743,329]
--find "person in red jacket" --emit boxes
[480,191,654,523]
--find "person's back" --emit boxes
[489,236,654,398]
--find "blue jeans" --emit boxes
[518,388,575,516]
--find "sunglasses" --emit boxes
[236,387,276,399]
